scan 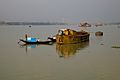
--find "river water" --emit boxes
[0,25,120,80]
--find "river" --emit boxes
[0,24,120,80]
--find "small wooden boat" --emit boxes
[79,22,91,27]
[19,39,53,45]
[18,34,53,45]
[95,31,103,36]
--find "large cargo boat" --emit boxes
[56,29,89,44]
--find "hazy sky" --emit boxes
[0,0,120,23]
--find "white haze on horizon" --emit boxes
[0,0,120,23]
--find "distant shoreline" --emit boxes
[0,22,67,25]
[0,21,120,26]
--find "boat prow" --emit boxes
[48,36,56,42]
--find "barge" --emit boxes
[56,29,90,44]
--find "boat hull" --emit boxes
[19,39,53,45]
[56,34,89,44]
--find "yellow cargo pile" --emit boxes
[63,29,77,35]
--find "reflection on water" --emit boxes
[19,44,38,53]
[95,36,104,45]
[19,41,89,58]
[56,41,89,58]
[19,44,54,53]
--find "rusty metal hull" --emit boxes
[56,33,89,44]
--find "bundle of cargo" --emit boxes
[56,29,90,44]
